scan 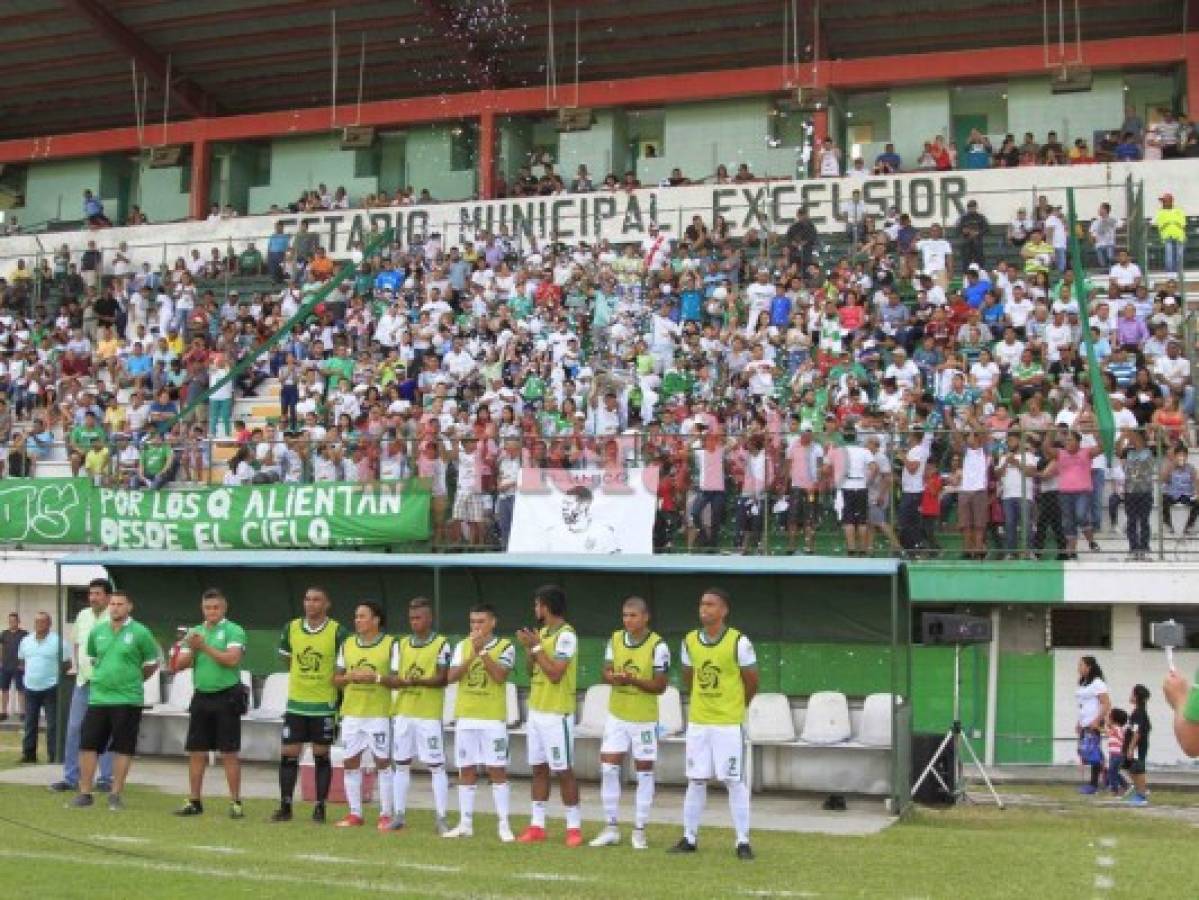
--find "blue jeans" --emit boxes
[690,490,726,547]
[1054,247,1068,273]
[63,683,113,787]
[1163,238,1184,278]
[1095,245,1114,270]
[1003,497,1032,551]
[1060,491,1092,539]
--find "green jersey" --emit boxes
[528,623,578,715]
[87,618,159,707]
[141,443,171,477]
[682,626,755,725]
[322,355,354,390]
[70,424,105,451]
[184,618,246,693]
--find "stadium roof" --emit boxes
[0,0,1188,140]
[57,550,904,577]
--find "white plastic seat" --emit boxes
[857,693,894,747]
[746,693,797,743]
[658,686,684,736]
[142,671,162,707]
[249,672,289,720]
[799,691,852,745]
[154,668,194,711]
[574,684,611,737]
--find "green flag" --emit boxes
[1065,189,1115,461]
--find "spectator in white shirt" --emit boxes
[1108,250,1142,295]
[916,224,953,289]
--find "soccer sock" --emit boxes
[458,783,477,827]
[530,799,547,828]
[344,768,363,817]
[314,753,332,803]
[682,780,707,843]
[565,805,581,830]
[378,767,394,817]
[279,756,299,806]
[685,781,700,843]
[634,770,655,830]
[600,763,622,826]
[392,765,412,818]
[491,781,510,825]
[430,767,449,819]
[726,779,751,845]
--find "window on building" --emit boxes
[450,124,478,172]
[1139,607,1199,650]
[1050,607,1111,648]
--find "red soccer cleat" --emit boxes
[334,813,364,828]
[516,825,547,843]
[376,815,392,832]
[565,828,584,848]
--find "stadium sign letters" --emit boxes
[0,479,430,550]
[0,159,1185,271]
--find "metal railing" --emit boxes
[4,426,1195,561]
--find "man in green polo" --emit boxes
[139,430,176,490]
[68,411,106,478]
[173,588,247,818]
[67,590,160,812]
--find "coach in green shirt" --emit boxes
[68,590,160,811]
[173,588,246,818]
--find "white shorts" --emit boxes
[454,720,509,769]
[392,715,445,766]
[600,716,658,762]
[526,710,575,771]
[342,716,390,762]
[685,723,745,782]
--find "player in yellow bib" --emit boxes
[669,587,758,861]
[272,586,349,824]
[332,600,398,829]
[590,595,670,850]
[383,596,451,835]
[444,603,516,842]
[515,584,583,847]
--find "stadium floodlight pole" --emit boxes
[167,227,395,431]
[1066,187,1115,462]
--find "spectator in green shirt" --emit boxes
[68,411,106,477]
[69,591,160,811]
[138,430,177,490]
[321,345,354,392]
[172,588,247,818]
[237,242,264,275]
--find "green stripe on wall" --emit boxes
[995,652,1054,764]
[908,561,1066,604]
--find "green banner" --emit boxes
[0,478,92,544]
[0,479,431,550]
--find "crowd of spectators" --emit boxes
[0,177,1193,558]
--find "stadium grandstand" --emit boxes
[2,1,1199,895]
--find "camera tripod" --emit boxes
[911,643,1005,808]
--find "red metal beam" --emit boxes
[58,0,217,118]
[0,33,1186,164]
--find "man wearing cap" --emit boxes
[957,200,989,270]
[1154,193,1187,278]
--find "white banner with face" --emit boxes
[507,467,658,555]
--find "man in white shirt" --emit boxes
[1154,341,1193,413]
[899,431,932,551]
[1088,203,1119,270]
[640,224,672,271]
[838,431,876,555]
[1108,250,1142,296]
[1044,207,1069,273]
[997,431,1039,556]
[744,271,775,325]
[884,348,921,392]
[916,224,953,289]
[994,329,1025,371]
[442,338,477,383]
[959,429,990,559]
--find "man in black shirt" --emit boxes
[1,612,28,721]
[956,200,990,269]
[784,208,818,271]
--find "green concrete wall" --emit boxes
[498,118,534,184]
[889,84,952,173]
[995,651,1054,763]
[378,133,407,196]
[19,157,108,228]
[403,125,476,202]
[557,109,626,181]
[246,133,379,214]
[1006,71,1124,144]
[135,163,189,223]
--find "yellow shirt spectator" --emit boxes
[1155,205,1187,242]
[84,445,110,480]
[104,403,127,434]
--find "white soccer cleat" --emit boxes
[631,828,649,850]
[497,821,515,843]
[442,822,473,839]
[589,826,621,847]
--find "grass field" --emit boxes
[0,730,1196,899]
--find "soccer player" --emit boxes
[590,595,670,850]
[67,591,159,811]
[173,588,247,819]
[332,600,398,829]
[272,586,349,824]
[514,584,583,847]
[669,586,758,860]
[444,603,515,842]
[384,596,451,834]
